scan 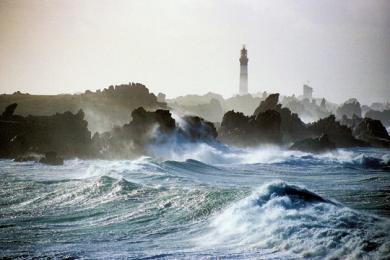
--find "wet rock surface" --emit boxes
[290,134,336,153]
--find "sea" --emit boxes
[1,143,389,259]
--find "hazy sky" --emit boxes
[0,0,389,104]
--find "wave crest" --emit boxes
[196,181,390,259]
[350,154,390,170]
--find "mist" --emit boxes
[0,0,389,104]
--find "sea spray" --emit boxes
[196,181,390,259]
[1,147,390,259]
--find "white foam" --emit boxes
[195,181,390,258]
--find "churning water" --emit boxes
[0,145,389,259]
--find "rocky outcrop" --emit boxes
[289,134,336,153]
[0,83,167,133]
[365,109,390,127]
[0,103,92,159]
[253,93,280,115]
[218,110,282,146]
[336,98,362,119]
[181,115,218,141]
[339,114,362,129]
[307,115,367,147]
[254,93,308,142]
[39,151,64,165]
[1,103,17,118]
[353,118,390,148]
[93,107,219,158]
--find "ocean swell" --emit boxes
[197,181,390,259]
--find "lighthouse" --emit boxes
[239,45,248,95]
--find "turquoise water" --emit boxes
[0,145,389,259]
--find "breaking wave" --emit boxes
[148,139,390,172]
[197,181,390,259]
[1,145,390,259]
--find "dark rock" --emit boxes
[253,93,280,115]
[0,104,92,159]
[39,151,64,165]
[353,118,390,148]
[99,107,219,158]
[218,109,282,146]
[340,114,362,129]
[290,134,336,153]
[0,83,167,133]
[181,115,218,141]
[254,93,308,142]
[365,109,390,127]
[307,115,367,147]
[278,107,308,142]
[336,98,362,119]
[2,103,17,118]
[129,107,176,135]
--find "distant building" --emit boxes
[303,84,313,101]
[239,45,248,95]
[157,92,166,103]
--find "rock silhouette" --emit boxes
[39,151,64,165]
[1,86,389,160]
[0,83,167,133]
[218,109,282,146]
[0,104,91,159]
[290,134,336,153]
[253,93,308,142]
[307,115,367,147]
[353,118,390,148]
[365,109,390,127]
[336,98,362,119]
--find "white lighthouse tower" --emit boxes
[239,45,248,95]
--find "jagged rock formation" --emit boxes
[218,94,387,149]
[365,110,390,127]
[290,134,336,153]
[336,98,362,119]
[340,114,363,129]
[92,107,218,158]
[39,151,64,165]
[307,115,367,147]
[0,103,219,160]
[353,118,390,148]
[253,93,280,115]
[254,94,308,142]
[181,115,218,141]
[0,103,92,159]
[218,110,282,146]
[0,83,167,133]
[1,103,17,118]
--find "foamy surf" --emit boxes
[1,146,389,259]
[196,181,390,259]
